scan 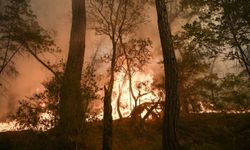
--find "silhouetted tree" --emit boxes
[13,59,99,131]
[116,38,152,111]
[120,39,152,104]
[89,0,147,149]
[173,32,210,116]
[0,0,60,79]
[58,0,86,149]
[192,73,250,112]
[181,0,250,78]
[155,0,179,149]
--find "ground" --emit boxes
[0,113,250,150]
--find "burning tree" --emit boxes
[115,38,152,118]
[88,0,149,149]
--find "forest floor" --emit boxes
[0,113,249,150]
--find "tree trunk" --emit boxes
[119,36,137,109]
[179,80,188,117]
[155,0,179,150]
[222,2,250,78]
[117,92,123,119]
[103,86,113,150]
[103,40,116,150]
[181,98,189,117]
[58,0,86,149]
[116,73,127,119]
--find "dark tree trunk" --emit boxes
[179,81,189,117]
[155,0,179,150]
[181,98,189,117]
[103,40,116,150]
[103,86,113,150]
[58,0,86,149]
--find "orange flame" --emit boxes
[111,72,161,119]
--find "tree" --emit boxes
[193,73,250,112]
[173,0,250,113]
[181,0,250,78]
[89,0,147,149]
[13,59,99,131]
[13,73,61,131]
[173,21,250,115]
[173,32,210,116]
[58,0,86,149]
[155,0,179,150]
[221,0,250,77]
[0,0,60,80]
[116,38,152,116]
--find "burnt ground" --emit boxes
[0,113,250,150]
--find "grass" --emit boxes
[0,113,250,150]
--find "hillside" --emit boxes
[0,113,249,150]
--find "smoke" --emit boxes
[0,0,183,120]
[0,0,72,120]
[136,3,185,89]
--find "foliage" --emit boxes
[116,38,152,73]
[172,28,211,114]
[88,0,147,38]
[13,61,100,130]
[175,0,250,114]
[81,62,101,117]
[0,0,60,79]
[89,1,151,148]
[13,73,61,131]
[180,0,250,76]
[194,73,250,112]
[219,74,250,110]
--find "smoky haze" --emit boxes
[0,0,71,121]
[0,0,186,121]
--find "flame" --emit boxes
[111,71,161,119]
[0,111,54,132]
[1,72,250,132]
[0,120,19,132]
[198,102,250,114]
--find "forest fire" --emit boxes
[0,71,162,131]
[1,71,249,132]
[0,111,54,132]
[111,72,162,119]
[0,0,250,149]
[0,120,19,132]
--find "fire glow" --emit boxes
[111,72,161,120]
[0,120,19,132]
[1,72,249,132]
